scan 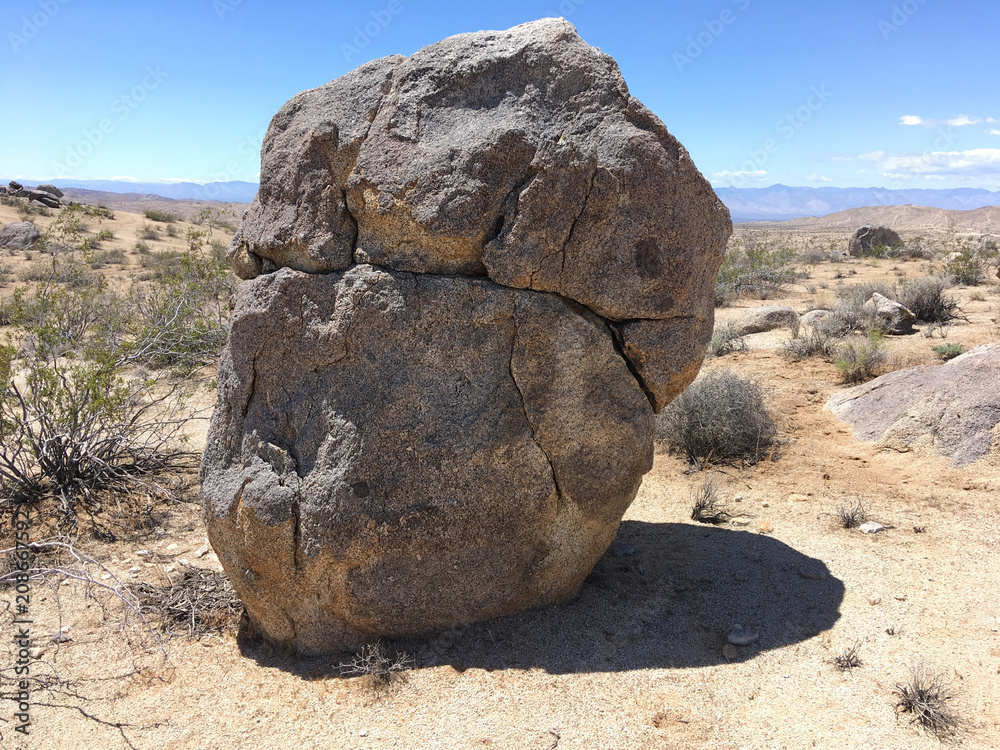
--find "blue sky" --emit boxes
[2,0,998,190]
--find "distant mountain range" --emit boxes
[3,178,259,203]
[5,178,1000,224]
[716,184,1000,223]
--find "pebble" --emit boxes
[859,522,885,534]
[799,564,825,580]
[50,632,73,644]
[761,501,770,508]
[722,644,739,661]
[28,647,44,659]
[179,558,191,567]
[787,493,810,503]
[757,521,773,533]
[868,595,882,605]
[195,542,212,558]
[612,542,634,558]
[164,565,176,574]
[728,626,759,646]
[729,517,751,527]
[166,543,179,551]
[734,570,749,582]
[135,549,149,557]
[101,573,113,580]
[128,566,141,576]
[359,730,369,737]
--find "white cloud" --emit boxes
[945,115,980,127]
[858,148,1000,179]
[807,173,833,182]
[899,115,926,126]
[987,117,997,123]
[712,170,768,185]
[989,129,1000,136]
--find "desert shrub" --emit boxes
[894,276,963,323]
[837,499,867,529]
[945,252,984,286]
[185,227,209,253]
[93,248,127,265]
[932,342,963,361]
[143,209,178,223]
[134,567,242,637]
[893,242,935,260]
[799,247,832,265]
[133,240,151,254]
[782,325,836,360]
[856,241,893,259]
[656,371,778,465]
[834,329,886,384]
[707,324,748,358]
[96,229,115,242]
[82,204,114,220]
[833,642,863,672]
[165,224,180,237]
[209,238,228,263]
[689,475,731,524]
[138,223,161,240]
[837,281,894,308]
[340,641,411,696]
[715,230,798,303]
[894,666,959,737]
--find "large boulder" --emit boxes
[826,344,1000,467]
[848,224,903,256]
[26,189,61,209]
[864,292,915,335]
[203,18,730,654]
[732,305,799,335]
[0,221,42,249]
[34,183,64,198]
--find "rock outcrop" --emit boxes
[0,221,42,249]
[864,292,915,335]
[732,305,799,335]
[848,224,903,256]
[826,344,1000,467]
[202,18,730,654]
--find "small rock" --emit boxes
[734,570,749,582]
[128,566,141,575]
[859,522,885,534]
[195,542,212,558]
[722,644,739,661]
[50,632,73,644]
[787,493,809,503]
[135,549,149,556]
[728,626,759,646]
[761,501,769,508]
[757,521,773,534]
[28,647,44,659]
[799,564,826,580]
[166,543,179,551]
[101,573,113,580]
[359,730,369,737]
[612,542,634,558]
[179,558,190,567]
[868,595,882,605]
[729,517,751,527]
[164,565,176,574]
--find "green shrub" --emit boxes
[715,230,798,303]
[165,224,180,237]
[945,252,984,286]
[96,229,115,242]
[834,330,886,384]
[138,223,161,240]
[931,342,963,361]
[655,371,778,465]
[143,209,178,223]
[133,240,151,254]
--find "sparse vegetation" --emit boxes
[707,324,748,358]
[894,666,960,738]
[689,475,732,524]
[143,209,178,223]
[134,567,243,637]
[945,251,984,286]
[339,641,411,696]
[931,342,963,361]
[832,641,863,672]
[715,229,798,304]
[837,499,867,529]
[138,223,161,240]
[834,329,886,384]
[895,276,964,323]
[656,370,778,465]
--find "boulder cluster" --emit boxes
[200,19,730,653]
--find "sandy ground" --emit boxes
[2,206,1000,749]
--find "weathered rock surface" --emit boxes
[826,344,1000,466]
[34,183,64,198]
[0,221,42,249]
[864,292,915,334]
[800,309,831,328]
[26,189,61,209]
[204,18,729,653]
[733,305,799,335]
[848,224,903,256]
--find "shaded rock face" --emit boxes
[848,224,902,256]
[0,221,42,249]
[864,292,915,335]
[826,344,1000,467]
[203,18,730,653]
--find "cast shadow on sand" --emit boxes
[238,520,844,676]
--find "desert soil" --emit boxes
[2,204,999,749]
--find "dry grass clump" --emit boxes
[134,567,243,637]
[656,371,778,466]
[339,641,411,696]
[895,276,965,324]
[689,475,731,524]
[832,641,863,672]
[894,666,960,738]
[707,323,748,358]
[837,499,867,529]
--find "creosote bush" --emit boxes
[895,276,964,324]
[143,209,178,223]
[656,371,778,465]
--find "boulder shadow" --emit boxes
[236,520,844,676]
[409,520,844,674]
